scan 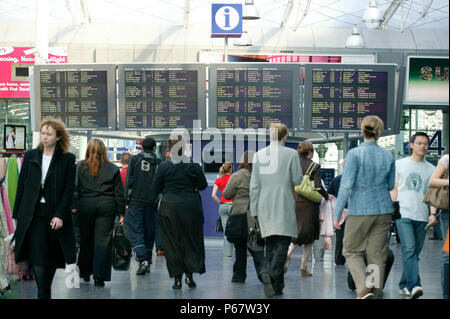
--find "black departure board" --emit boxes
[32,65,116,130]
[209,64,301,130]
[303,64,396,132]
[118,64,206,130]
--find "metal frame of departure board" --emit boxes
[118,63,207,130]
[209,63,301,130]
[303,63,397,133]
[31,64,117,131]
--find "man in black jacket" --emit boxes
[124,137,162,275]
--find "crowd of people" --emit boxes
[8,115,449,299]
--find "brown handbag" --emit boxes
[423,168,449,210]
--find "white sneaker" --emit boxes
[411,286,423,299]
[399,287,411,296]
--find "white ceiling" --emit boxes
[0,0,448,31]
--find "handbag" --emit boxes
[247,218,264,251]
[5,238,28,276]
[423,168,449,210]
[112,223,132,271]
[225,213,248,243]
[294,162,323,204]
[215,218,223,233]
[392,201,401,220]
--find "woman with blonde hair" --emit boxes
[333,115,395,299]
[212,163,234,257]
[12,117,76,299]
[73,139,125,287]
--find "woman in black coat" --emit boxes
[149,135,207,289]
[73,139,125,287]
[12,117,76,299]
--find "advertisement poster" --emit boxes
[405,56,449,105]
[0,47,68,98]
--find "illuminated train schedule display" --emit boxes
[118,64,206,130]
[32,64,117,130]
[303,64,397,132]
[209,64,301,129]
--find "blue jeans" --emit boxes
[125,204,158,263]
[440,210,449,299]
[395,218,427,291]
[219,203,233,256]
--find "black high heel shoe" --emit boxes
[173,276,182,289]
[185,274,196,288]
[94,278,105,287]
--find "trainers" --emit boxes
[261,272,275,298]
[136,261,150,275]
[411,286,423,299]
[399,287,411,296]
[357,288,375,299]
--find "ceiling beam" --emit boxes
[280,0,294,28]
[80,0,91,23]
[378,0,405,29]
[184,0,190,29]
[292,0,311,31]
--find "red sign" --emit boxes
[0,47,68,98]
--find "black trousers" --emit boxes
[265,235,291,293]
[77,197,116,281]
[335,221,346,265]
[232,240,267,283]
[33,265,57,299]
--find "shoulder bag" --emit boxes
[294,162,323,203]
[423,168,449,210]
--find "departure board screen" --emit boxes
[32,64,116,130]
[118,64,206,130]
[209,64,301,130]
[303,64,396,132]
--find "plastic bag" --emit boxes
[320,198,335,237]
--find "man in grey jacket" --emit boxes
[250,123,303,297]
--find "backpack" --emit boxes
[126,153,161,201]
[294,162,323,204]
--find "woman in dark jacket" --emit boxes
[222,151,266,283]
[73,139,125,287]
[12,117,76,299]
[284,141,329,276]
[149,135,207,289]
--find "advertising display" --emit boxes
[0,47,67,98]
[31,64,117,130]
[3,124,26,151]
[404,56,449,105]
[303,63,397,132]
[209,63,301,129]
[118,64,207,130]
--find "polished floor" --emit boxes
[2,231,447,299]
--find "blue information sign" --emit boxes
[211,4,242,38]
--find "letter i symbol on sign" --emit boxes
[224,8,230,28]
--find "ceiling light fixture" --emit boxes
[362,0,383,29]
[233,31,253,46]
[345,26,365,48]
[243,0,260,20]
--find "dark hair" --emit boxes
[410,132,430,144]
[120,152,131,164]
[238,151,254,172]
[142,137,156,152]
[167,135,185,157]
[297,141,314,157]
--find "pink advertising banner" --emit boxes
[0,47,68,98]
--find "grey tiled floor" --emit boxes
[2,234,446,299]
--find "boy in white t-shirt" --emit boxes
[391,132,436,299]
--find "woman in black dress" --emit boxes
[73,139,125,287]
[12,117,76,299]
[149,135,207,289]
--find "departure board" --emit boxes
[303,64,397,132]
[209,64,301,129]
[31,64,116,130]
[118,64,206,130]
